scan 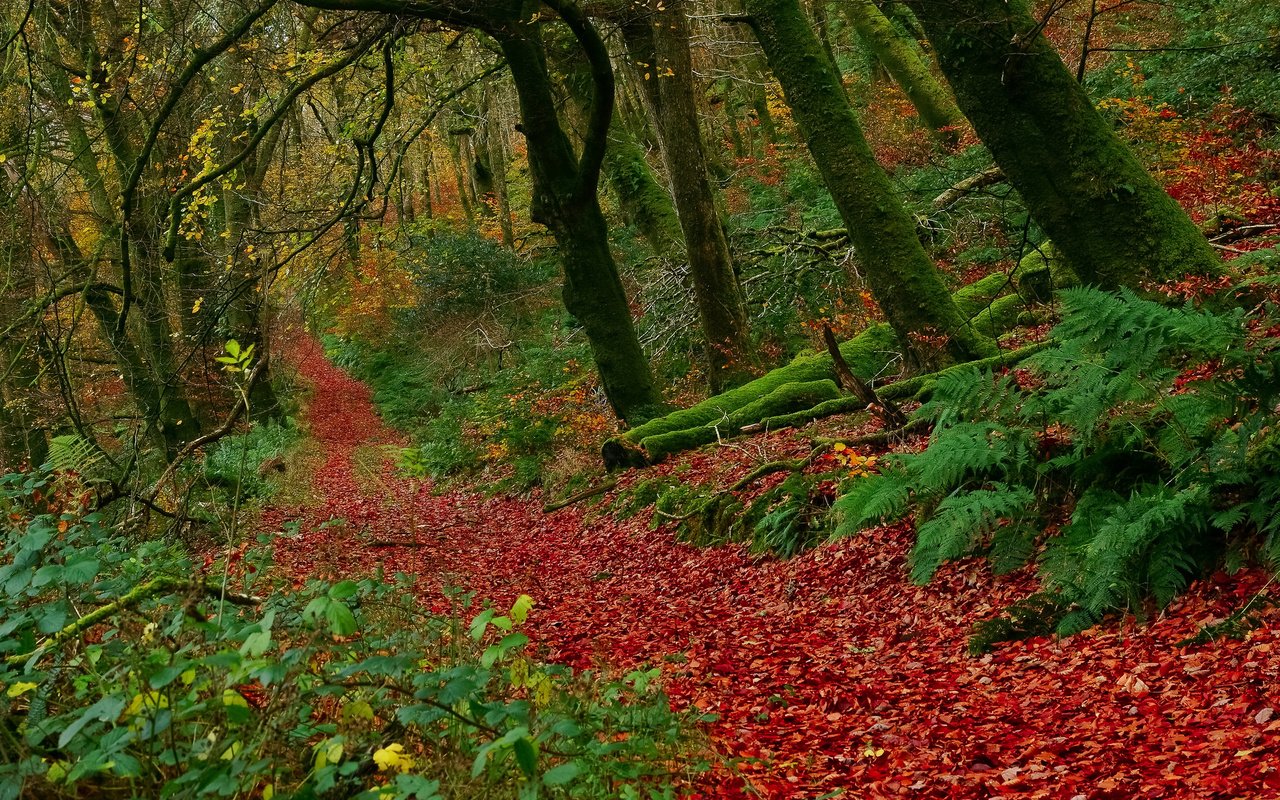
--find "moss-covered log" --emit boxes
[602,323,899,468]
[638,379,842,462]
[602,270,1040,467]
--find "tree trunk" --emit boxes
[481,91,517,248]
[904,0,1220,287]
[622,3,756,391]
[494,10,663,424]
[842,0,965,145]
[735,0,994,368]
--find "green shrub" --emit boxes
[835,286,1280,642]
[398,225,548,319]
[203,420,300,500]
[0,469,710,799]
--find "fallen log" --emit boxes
[602,269,1031,469]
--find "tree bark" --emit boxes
[734,0,994,368]
[904,0,1220,287]
[494,6,664,423]
[621,2,756,391]
[842,0,965,145]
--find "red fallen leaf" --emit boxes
[1115,673,1152,698]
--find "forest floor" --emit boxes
[261,334,1280,799]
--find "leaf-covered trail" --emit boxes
[264,336,1280,799]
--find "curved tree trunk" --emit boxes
[621,2,756,391]
[495,8,663,423]
[734,0,994,369]
[904,0,1220,287]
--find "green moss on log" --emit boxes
[627,323,898,444]
[637,379,842,463]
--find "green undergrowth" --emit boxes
[201,419,302,502]
[324,319,605,494]
[0,468,712,799]
[836,282,1280,649]
[611,468,842,559]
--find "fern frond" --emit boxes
[1063,484,1208,615]
[910,483,1035,584]
[832,470,911,536]
[44,435,102,474]
[912,422,1035,493]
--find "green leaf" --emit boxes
[58,695,126,748]
[63,556,100,584]
[513,737,537,778]
[509,594,534,625]
[325,602,357,636]
[469,608,496,640]
[542,762,580,786]
[241,610,276,657]
[328,581,359,601]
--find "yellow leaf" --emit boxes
[262,784,274,800]
[6,682,37,698]
[509,594,535,625]
[192,297,203,314]
[125,691,169,717]
[222,689,249,708]
[180,668,197,686]
[509,658,529,688]
[373,743,414,773]
[532,674,553,708]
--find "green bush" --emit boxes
[203,420,300,500]
[398,225,549,319]
[0,469,710,799]
[835,285,1280,642]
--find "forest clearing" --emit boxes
[3,0,1280,797]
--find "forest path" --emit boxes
[261,334,1280,799]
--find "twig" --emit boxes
[811,417,931,449]
[7,577,260,666]
[823,323,908,429]
[542,479,617,513]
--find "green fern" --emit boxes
[911,484,1037,583]
[833,469,911,535]
[44,435,102,474]
[834,283,1280,643]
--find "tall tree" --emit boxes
[842,0,966,145]
[492,2,662,420]
[620,1,756,391]
[904,0,1221,287]
[290,0,664,420]
[732,0,993,368]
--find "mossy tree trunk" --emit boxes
[621,2,756,391]
[734,0,993,368]
[842,0,965,145]
[551,29,684,259]
[904,0,1220,287]
[494,5,664,423]
[603,133,685,259]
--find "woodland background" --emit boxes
[2,0,1280,797]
